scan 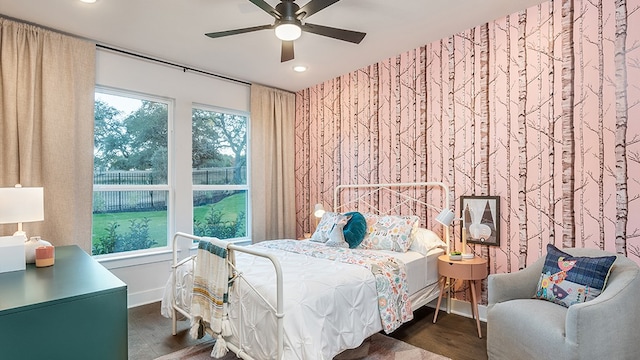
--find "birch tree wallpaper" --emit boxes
[294,0,640,285]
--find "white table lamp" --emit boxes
[0,184,45,239]
[313,203,325,219]
[312,203,326,229]
[436,208,474,259]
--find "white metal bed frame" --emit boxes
[169,181,450,360]
[333,181,451,252]
[170,232,285,360]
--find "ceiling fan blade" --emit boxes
[301,23,366,44]
[205,24,273,38]
[249,0,282,19]
[295,0,340,19]
[281,41,294,62]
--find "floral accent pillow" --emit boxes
[310,212,342,243]
[359,215,419,252]
[534,244,616,308]
[361,212,380,226]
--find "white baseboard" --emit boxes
[127,287,165,308]
[429,298,487,322]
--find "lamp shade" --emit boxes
[435,208,455,227]
[313,203,325,218]
[0,186,44,224]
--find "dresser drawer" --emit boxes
[437,255,488,280]
[439,259,472,278]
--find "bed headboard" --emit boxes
[333,182,451,250]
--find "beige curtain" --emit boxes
[0,18,95,252]
[250,84,296,242]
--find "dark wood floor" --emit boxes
[128,302,487,360]
[389,306,488,360]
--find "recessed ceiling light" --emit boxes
[80,0,97,3]
[293,65,307,73]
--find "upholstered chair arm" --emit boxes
[488,259,544,307]
[565,261,640,359]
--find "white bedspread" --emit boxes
[163,239,411,359]
[226,240,383,359]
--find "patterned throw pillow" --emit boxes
[361,213,380,232]
[358,215,419,252]
[534,244,616,308]
[310,212,341,243]
[325,214,352,248]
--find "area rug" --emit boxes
[155,333,450,360]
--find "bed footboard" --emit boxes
[170,232,284,360]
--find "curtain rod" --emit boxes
[1,15,253,88]
[96,44,251,87]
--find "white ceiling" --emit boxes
[0,0,545,92]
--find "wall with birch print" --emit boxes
[294,0,640,282]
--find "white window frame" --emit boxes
[92,86,175,259]
[191,103,251,243]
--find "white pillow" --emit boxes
[409,228,447,255]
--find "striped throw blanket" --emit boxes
[189,238,234,357]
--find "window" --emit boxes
[92,89,171,255]
[192,106,249,241]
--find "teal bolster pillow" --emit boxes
[343,211,367,249]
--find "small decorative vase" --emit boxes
[35,246,55,267]
[25,236,52,264]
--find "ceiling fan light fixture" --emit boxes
[275,23,302,41]
[205,0,366,62]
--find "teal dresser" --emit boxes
[0,245,128,360]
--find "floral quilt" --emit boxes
[255,240,413,333]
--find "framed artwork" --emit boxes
[460,195,500,246]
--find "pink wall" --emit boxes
[294,0,640,277]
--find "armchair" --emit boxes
[487,247,640,360]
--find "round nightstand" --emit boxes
[432,254,488,338]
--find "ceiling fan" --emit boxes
[205,0,366,62]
